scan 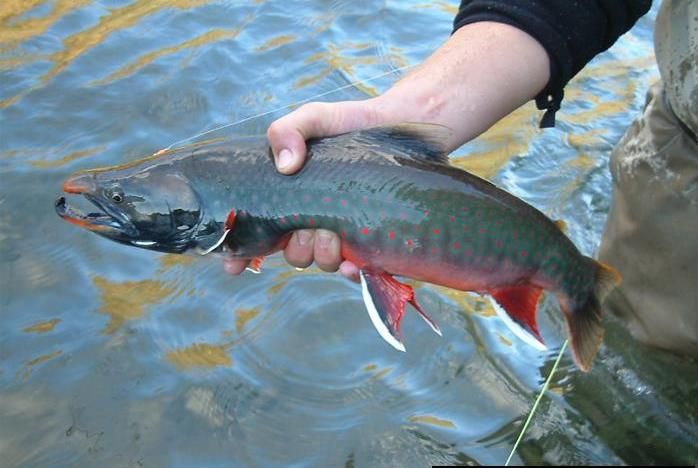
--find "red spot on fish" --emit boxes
[479,227,487,234]
[520,250,528,258]
[322,196,330,203]
[462,207,469,213]
[465,249,473,257]
[453,241,460,250]
[361,227,369,235]
[341,199,347,207]
[424,210,430,216]
[388,231,395,240]
[495,240,503,248]
[431,247,438,255]
[432,228,441,235]
[405,239,414,248]
[449,215,456,222]
[309,218,315,226]
[279,216,286,225]
[495,220,503,225]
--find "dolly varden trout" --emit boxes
[56,124,620,371]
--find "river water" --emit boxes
[1,1,696,466]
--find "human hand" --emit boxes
[223,99,387,281]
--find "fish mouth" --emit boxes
[55,193,136,236]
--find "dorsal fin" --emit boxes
[355,123,452,164]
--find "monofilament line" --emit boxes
[164,63,414,151]
[505,340,568,466]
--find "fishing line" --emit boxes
[504,340,568,466]
[164,63,414,151]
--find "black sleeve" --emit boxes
[452,0,652,127]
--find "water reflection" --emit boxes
[92,275,175,335]
[22,318,61,334]
[166,343,232,370]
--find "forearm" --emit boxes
[374,21,550,151]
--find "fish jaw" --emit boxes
[56,173,139,239]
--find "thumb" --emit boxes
[267,99,382,175]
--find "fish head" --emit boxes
[56,166,203,253]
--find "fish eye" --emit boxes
[106,188,124,204]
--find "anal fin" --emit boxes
[490,286,546,350]
[359,270,441,352]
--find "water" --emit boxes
[1,1,696,466]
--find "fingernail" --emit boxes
[316,230,335,251]
[277,148,294,171]
[296,229,313,246]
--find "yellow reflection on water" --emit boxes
[43,0,208,83]
[29,145,105,169]
[0,0,210,109]
[0,0,90,48]
[412,1,459,15]
[165,342,232,370]
[235,308,259,333]
[17,349,62,381]
[158,253,196,271]
[22,318,60,333]
[255,34,296,52]
[407,414,457,429]
[92,275,175,334]
[294,43,408,96]
[0,0,44,24]
[567,128,607,152]
[92,23,251,86]
[451,102,539,180]
[497,334,512,347]
[433,286,495,317]
[562,55,657,127]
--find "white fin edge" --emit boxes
[132,240,157,247]
[416,310,442,336]
[489,297,547,351]
[360,270,406,352]
[199,229,230,256]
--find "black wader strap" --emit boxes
[536,89,563,128]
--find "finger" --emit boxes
[313,229,341,272]
[223,258,249,276]
[282,229,315,268]
[267,99,382,175]
[339,260,360,283]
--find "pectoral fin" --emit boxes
[359,270,441,352]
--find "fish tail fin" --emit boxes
[593,260,622,303]
[561,259,622,372]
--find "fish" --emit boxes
[55,124,621,371]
